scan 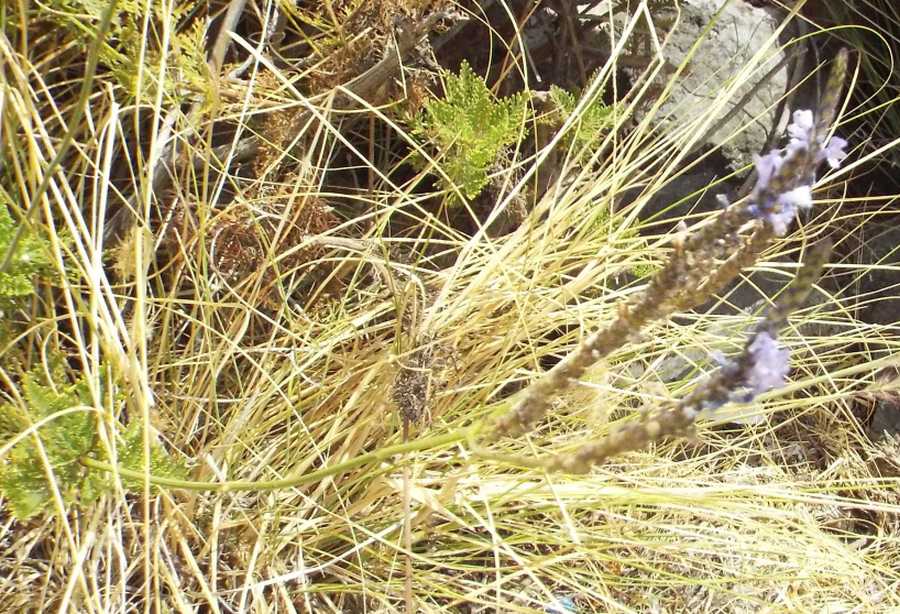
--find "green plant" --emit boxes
[47,0,208,103]
[82,55,850,489]
[5,0,900,608]
[0,364,186,519]
[0,205,55,303]
[546,83,617,152]
[413,61,528,199]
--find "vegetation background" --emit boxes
[1,0,899,611]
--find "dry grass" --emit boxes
[1,1,899,612]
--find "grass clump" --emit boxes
[1,0,899,611]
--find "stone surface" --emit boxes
[853,217,900,328]
[651,0,788,167]
[585,0,787,167]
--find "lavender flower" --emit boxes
[765,185,813,235]
[527,55,845,474]
[821,136,848,168]
[786,108,847,165]
[747,109,848,236]
[779,185,812,210]
[743,331,790,396]
[700,331,790,409]
[754,204,794,237]
[753,151,782,187]
[787,109,815,153]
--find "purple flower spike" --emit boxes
[753,151,783,190]
[747,107,848,236]
[745,331,790,396]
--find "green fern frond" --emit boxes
[546,84,617,151]
[0,367,100,518]
[117,421,189,492]
[0,365,186,519]
[414,61,528,200]
[0,205,55,302]
[103,13,210,103]
[43,0,208,104]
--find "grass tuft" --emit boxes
[1,1,899,611]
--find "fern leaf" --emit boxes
[415,61,528,199]
[118,422,188,491]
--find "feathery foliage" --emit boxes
[0,364,105,519]
[46,0,208,102]
[0,205,54,302]
[414,61,528,199]
[546,84,618,152]
[0,365,186,519]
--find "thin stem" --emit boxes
[79,428,472,493]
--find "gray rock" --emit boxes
[652,0,788,166]
[585,0,788,166]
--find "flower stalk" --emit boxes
[486,50,849,441]
[506,239,832,474]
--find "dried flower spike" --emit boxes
[485,52,848,442]
[539,240,832,474]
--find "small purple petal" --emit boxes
[745,331,790,395]
[767,209,795,236]
[821,136,848,168]
[787,109,815,151]
[789,109,814,135]
[753,152,782,190]
[788,109,814,141]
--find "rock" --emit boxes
[853,216,900,328]
[649,0,789,167]
[585,0,788,167]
